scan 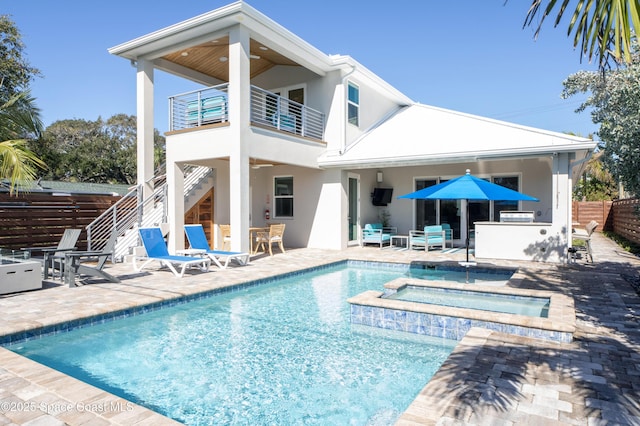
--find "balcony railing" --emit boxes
[169,84,325,140]
[169,84,229,130]
[249,86,325,140]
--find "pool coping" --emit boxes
[0,259,347,346]
[0,259,509,345]
[347,277,575,342]
[0,255,573,425]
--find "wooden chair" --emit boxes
[219,224,231,251]
[254,224,286,256]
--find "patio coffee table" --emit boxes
[390,235,409,250]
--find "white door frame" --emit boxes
[348,173,360,246]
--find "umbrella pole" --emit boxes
[466,200,470,263]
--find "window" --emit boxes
[415,179,437,228]
[347,82,359,126]
[274,176,293,217]
[492,176,520,220]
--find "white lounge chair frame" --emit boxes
[135,227,210,278]
[184,224,249,269]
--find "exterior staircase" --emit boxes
[86,165,214,262]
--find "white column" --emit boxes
[167,162,185,253]
[552,152,571,262]
[227,25,251,252]
[136,59,155,202]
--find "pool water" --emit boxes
[7,263,457,425]
[407,264,514,285]
[386,286,550,317]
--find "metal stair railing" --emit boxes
[86,165,212,261]
[183,165,213,198]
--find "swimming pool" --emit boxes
[6,262,458,425]
[406,263,514,285]
[385,285,550,317]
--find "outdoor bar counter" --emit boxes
[474,221,565,263]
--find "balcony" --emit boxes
[169,84,325,141]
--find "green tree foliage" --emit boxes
[0,15,45,194]
[0,91,46,194]
[0,15,41,105]
[32,115,165,185]
[523,0,640,69]
[562,46,640,196]
[573,150,618,200]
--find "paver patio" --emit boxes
[0,233,638,425]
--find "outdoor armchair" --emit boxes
[23,228,82,279]
[219,224,232,251]
[63,230,120,287]
[254,223,286,256]
[409,225,446,251]
[441,223,454,248]
[361,223,397,248]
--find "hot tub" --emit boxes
[348,277,575,342]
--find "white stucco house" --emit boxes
[108,1,596,263]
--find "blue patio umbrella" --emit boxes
[398,170,539,263]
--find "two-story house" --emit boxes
[109,1,596,263]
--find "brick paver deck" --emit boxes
[1,233,638,425]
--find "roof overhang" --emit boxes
[108,1,334,78]
[318,103,597,169]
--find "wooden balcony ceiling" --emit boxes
[162,36,299,81]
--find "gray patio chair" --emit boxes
[63,230,120,287]
[572,220,598,262]
[23,228,82,279]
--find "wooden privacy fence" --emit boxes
[611,198,640,246]
[0,192,121,251]
[572,200,613,231]
[572,199,640,245]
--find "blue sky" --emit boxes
[4,0,599,137]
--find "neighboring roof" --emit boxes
[318,103,597,169]
[0,180,130,196]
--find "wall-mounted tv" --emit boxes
[372,188,393,206]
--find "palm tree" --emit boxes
[0,91,46,194]
[524,0,640,69]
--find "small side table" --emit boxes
[176,248,207,256]
[390,235,408,250]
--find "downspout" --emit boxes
[340,63,356,155]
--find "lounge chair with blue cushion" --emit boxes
[361,223,397,248]
[184,224,249,269]
[409,225,446,251]
[135,227,210,278]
